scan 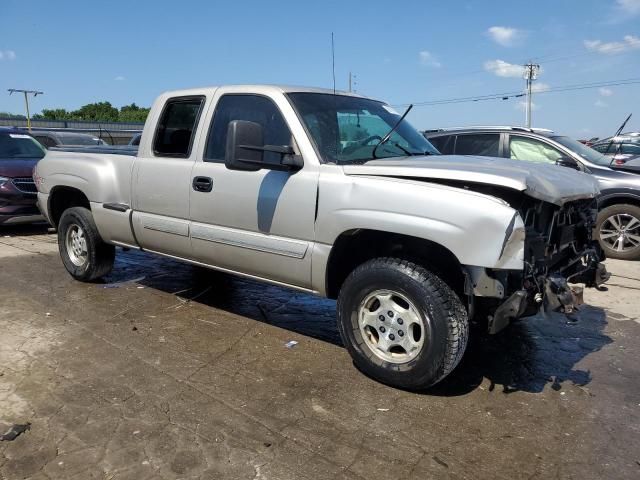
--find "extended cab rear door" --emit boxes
[131,95,206,257]
[188,89,319,289]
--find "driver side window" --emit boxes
[509,136,564,164]
[205,94,293,164]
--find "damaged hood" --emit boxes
[342,155,600,205]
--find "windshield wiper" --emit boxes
[372,104,413,159]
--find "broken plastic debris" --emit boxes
[376,408,390,412]
[45,312,52,317]
[285,340,298,348]
[0,423,31,441]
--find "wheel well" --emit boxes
[599,196,640,210]
[325,229,465,299]
[49,187,91,227]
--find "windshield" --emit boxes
[61,135,105,146]
[287,93,439,164]
[551,135,612,167]
[0,133,46,159]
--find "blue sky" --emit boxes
[1,0,639,138]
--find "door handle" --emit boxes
[192,176,213,192]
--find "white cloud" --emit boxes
[616,0,640,15]
[418,50,441,68]
[0,50,16,61]
[584,35,640,54]
[487,26,523,47]
[483,59,524,77]
[531,82,550,93]
[595,99,608,108]
[114,75,125,81]
[599,87,613,97]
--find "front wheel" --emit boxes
[58,207,115,282]
[596,204,640,260]
[337,258,469,390]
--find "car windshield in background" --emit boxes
[287,93,438,164]
[551,135,612,167]
[0,133,46,159]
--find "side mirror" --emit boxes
[225,120,264,171]
[556,156,580,170]
[225,120,304,172]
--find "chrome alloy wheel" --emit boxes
[65,224,88,267]
[358,289,426,364]
[600,213,640,253]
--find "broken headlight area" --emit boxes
[482,198,609,334]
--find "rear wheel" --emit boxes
[58,207,115,281]
[596,204,640,260]
[337,258,468,390]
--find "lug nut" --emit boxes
[388,311,394,318]
[397,318,403,325]
[380,326,386,333]
[398,330,404,337]
[389,334,395,341]
[379,315,385,321]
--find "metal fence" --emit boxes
[0,117,144,145]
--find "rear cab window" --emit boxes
[153,96,205,157]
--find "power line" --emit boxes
[394,77,640,108]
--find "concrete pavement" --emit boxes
[0,225,639,479]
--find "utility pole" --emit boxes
[348,72,357,93]
[523,63,539,128]
[8,89,44,132]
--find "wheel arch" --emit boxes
[325,228,466,300]
[598,192,640,210]
[48,186,91,228]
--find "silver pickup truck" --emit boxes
[35,85,608,389]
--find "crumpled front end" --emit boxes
[475,197,609,334]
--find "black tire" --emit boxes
[337,258,469,390]
[58,207,115,281]
[596,204,640,261]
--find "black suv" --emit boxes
[424,126,640,260]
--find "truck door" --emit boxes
[131,96,205,257]
[189,92,318,289]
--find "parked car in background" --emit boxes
[424,126,640,260]
[591,139,640,167]
[0,127,45,225]
[31,130,108,149]
[34,85,608,390]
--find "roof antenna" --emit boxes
[331,32,336,94]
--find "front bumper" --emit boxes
[488,260,609,334]
[0,179,42,225]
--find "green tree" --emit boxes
[71,102,119,121]
[32,101,150,122]
[34,108,70,120]
[0,111,26,119]
[118,103,150,122]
